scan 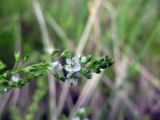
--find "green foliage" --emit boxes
[14,52,20,63]
[10,107,21,120]
[60,49,71,58]
[0,60,6,70]
[25,77,47,120]
[69,107,91,120]
[80,55,114,79]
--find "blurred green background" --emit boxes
[0,0,160,120]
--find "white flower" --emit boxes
[65,57,81,72]
[48,61,63,72]
[4,88,7,92]
[11,74,20,82]
[80,56,87,63]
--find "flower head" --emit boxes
[11,74,20,82]
[48,61,63,72]
[65,57,81,72]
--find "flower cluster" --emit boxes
[0,49,114,94]
[48,57,81,86]
[65,57,81,86]
[48,53,114,86]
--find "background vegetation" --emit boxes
[0,0,160,120]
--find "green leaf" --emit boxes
[61,49,70,58]
[44,49,60,61]
[86,55,92,63]
[24,53,30,62]
[14,52,20,62]
[0,60,6,70]
[95,66,101,73]
[0,80,9,86]
[81,68,92,79]
[0,86,7,94]
[51,49,60,56]
[59,114,67,120]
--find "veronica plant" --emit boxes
[0,49,114,94]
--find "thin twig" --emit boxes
[32,0,57,120]
[76,0,103,56]
[32,0,54,53]
[46,14,70,48]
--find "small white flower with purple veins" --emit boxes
[65,57,81,72]
[48,61,63,72]
[11,74,20,82]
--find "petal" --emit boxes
[51,61,63,71]
[74,72,80,79]
[56,62,63,71]
[65,65,74,72]
[73,63,81,72]
[11,74,20,82]
[72,57,79,63]
[66,58,72,64]
[66,73,72,78]
[57,63,63,71]
[52,61,59,67]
